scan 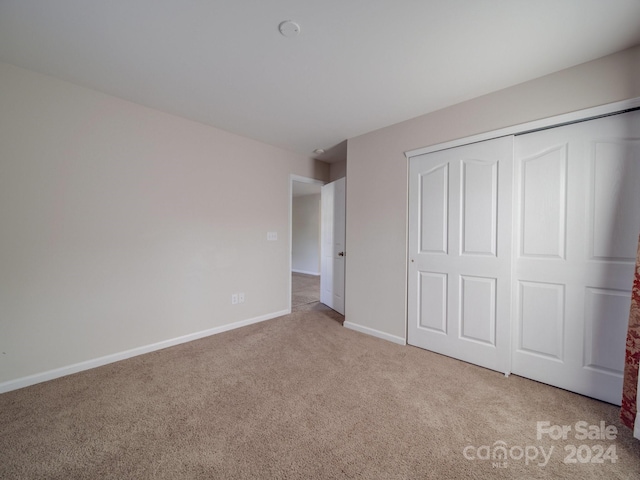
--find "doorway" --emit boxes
[289,175,346,315]
[290,176,323,311]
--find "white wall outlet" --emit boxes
[238,292,245,303]
[267,231,278,241]
[231,294,238,305]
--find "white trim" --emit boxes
[0,309,289,394]
[405,97,640,158]
[344,321,407,345]
[291,269,320,276]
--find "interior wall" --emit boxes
[0,62,328,386]
[329,160,347,182]
[345,45,640,341]
[291,194,321,275]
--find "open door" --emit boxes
[321,178,346,314]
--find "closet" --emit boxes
[407,109,640,405]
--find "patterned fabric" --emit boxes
[621,236,640,430]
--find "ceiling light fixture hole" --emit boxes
[279,20,300,38]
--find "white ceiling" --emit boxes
[1,1,639,162]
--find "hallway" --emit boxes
[291,272,320,308]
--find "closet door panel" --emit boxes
[590,141,640,261]
[461,160,498,256]
[519,144,567,259]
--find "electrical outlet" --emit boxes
[238,292,245,303]
[231,294,238,305]
[267,231,278,241]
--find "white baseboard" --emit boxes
[291,269,320,276]
[0,309,289,394]
[343,321,406,346]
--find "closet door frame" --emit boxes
[405,97,640,371]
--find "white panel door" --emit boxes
[321,177,346,314]
[512,110,640,405]
[408,136,514,373]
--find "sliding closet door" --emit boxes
[512,110,640,405]
[408,136,513,374]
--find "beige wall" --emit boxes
[346,45,640,340]
[329,160,347,182]
[0,62,328,386]
[292,194,321,275]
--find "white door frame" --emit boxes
[289,174,326,311]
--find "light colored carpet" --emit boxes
[291,272,321,309]
[1,305,638,479]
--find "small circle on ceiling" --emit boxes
[279,20,301,38]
